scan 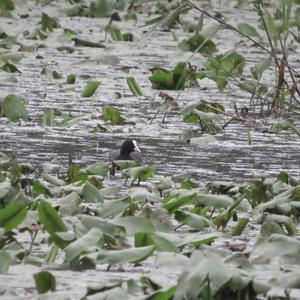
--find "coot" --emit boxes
[109,139,142,162]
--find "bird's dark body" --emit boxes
[109,139,142,176]
[109,150,142,162]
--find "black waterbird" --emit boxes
[109,139,142,176]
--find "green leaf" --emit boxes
[0,0,14,13]
[269,119,294,134]
[163,191,197,213]
[42,108,54,126]
[0,250,15,273]
[64,228,102,263]
[112,216,155,235]
[0,202,27,233]
[196,193,233,208]
[237,23,260,38]
[174,251,247,299]
[175,210,210,230]
[1,94,28,122]
[0,62,21,73]
[149,68,173,90]
[103,106,125,125]
[251,56,272,81]
[0,180,10,199]
[123,166,155,185]
[38,200,67,235]
[149,62,187,90]
[135,232,179,253]
[52,70,63,79]
[93,245,155,265]
[81,81,101,97]
[178,33,216,54]
[66,73,76,84]
[82,182,104,203]
[201,51,245,91]
[41,13,60,32]
[86,161,109,176]
[127,77,143,96]
[59,191,81,216]
[34,271,56,294]
[232,218,249,236]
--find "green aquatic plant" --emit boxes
[81,81,101,97]
[149,62,187,90]
[1,94,28,123]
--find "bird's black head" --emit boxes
[120,139,140,157]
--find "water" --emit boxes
[0,0,300,298]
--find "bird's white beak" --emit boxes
[133,140,141,152]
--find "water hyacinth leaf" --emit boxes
[34,271,56,294]
[94,245,155,265]
[113,160,140,170]
[144,1,190,35]
[64,228,102,263]
[0,0,14,13]
[82,181,104,203]
[237,23,260,38]
[49,231,75,250]
[178,33,216,54]
[42,108,54,126]
[175,210,210,231]
[59,191,81,216]
[0,53,23,65]
[135,232,179,253]
[127,77,143,96]
[196,193,233,208]
[250,234,300,263]
[41,13,60,32]
[174,251,250,299]
[262,214,297,235]
[32,180,52,197]
[84,287,129,299]
[81,81,101,97]
[97,197,131,218]
[0,250,15,273]
[38,200,67,234]
[232,218,249,236]
[1,94,28,122]
[251,56,272,81]
[199,51,245,91]
[179,232,220,247]
[163,192,197,213]
[66,73,76,84]
[0,63,21,73]
[0,180,10,199]
[0,202,27,233]
[110,27,134,41]
[44,244,59,263]
[112,216,155,235]
[52,70,63,79]
[103,106,125,124]
[149,62,187,90]
[123,166,155,185]
[149,68,173,90]
[80,216,118,237]
[129,187,160,203]
[269,119,294,134]
[86,161,109,176]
